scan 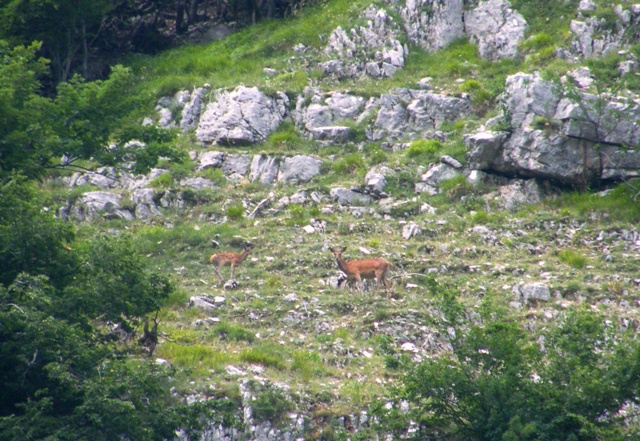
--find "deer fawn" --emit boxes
[329,246,392,293]
[209,244,253,282]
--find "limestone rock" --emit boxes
[322,7,408,79]
[196,86,288,145]
[330,188,375,206]
[278,155,322,183]
[464,0,527,60]
[465,72,640,185]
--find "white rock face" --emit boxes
[278,156,322,184]
[464,0,528,60]
[401,0,465,51]
[369,88,471,141]
[465,72,640,185]
[401,0,525,60]
[322,6,408,79]
[196,86,288,145]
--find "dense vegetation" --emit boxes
[2,0,640,439]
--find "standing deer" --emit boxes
[209,244,253,282]
[329,247,392,293]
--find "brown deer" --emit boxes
[209,244,253,282]
[329,247,392,293]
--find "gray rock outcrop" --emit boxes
[322,6,408,79]
[62,191,134,222]
[196,86,288,145]
[401,0,465,52]
[464,0,528,60]
[369,88,472,141]
[330,188,375,206]
[401,0,526,60]
[465,72,640,184]
[278,155,322,183]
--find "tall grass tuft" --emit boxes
[558,249,588,269]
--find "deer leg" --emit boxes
[213,264,224,281]
[354,274,363,293]
[230,263,236,281]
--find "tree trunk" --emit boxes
[81,20,88,80]
[187,0,200,25]
[175,0,186,34]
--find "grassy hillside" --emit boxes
[43,0,640,435]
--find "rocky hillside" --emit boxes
[48,0,640,439]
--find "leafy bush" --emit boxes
[251,382,294,425]
[150,172,173,189]
[240,347,286,370]
[199,168,227,186]
[391,285,640,441]
[225,202,245,220]
[384,169,417,199]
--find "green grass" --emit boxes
[123,0,371,97]
[547,183,640,223]
[558,249,589,269]
[213,321,256,342]
[240,345,287,370]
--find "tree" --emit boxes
[0,0,113,82]
[0,178,223,440]
[389,279,640,441]
[0,40,184,181]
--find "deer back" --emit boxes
[342,258,390,276]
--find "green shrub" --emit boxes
[240,347,286,370]
[291,351,325,381]
[284,204,307,226]
[225,202,245,220]
[149,173,173,189]
[251,383,294,425]
[332,153,366,176]
[267,122,303,151]
[439,175,474,199]
[405,139,441,163]
[385,169,417,199]
[364,145,388,166]
[199,168,227,186]
[558,249,588,269]
[395,290,640,441]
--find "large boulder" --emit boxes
[278,155,322,183]
[464,0,527,60]
[330,188,375,206]
[369,88,471,140]
[401,0,465,52]
[180,87,206,132]
[465,72,640,184]
[196,86,288,145]
[322,6,408,79]
[250,155,280,185]
[401,0,526,60]
[64,191,133,222]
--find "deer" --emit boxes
[329,246,392,294]
[209,244,253,282]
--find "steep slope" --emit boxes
[46,0,640,438]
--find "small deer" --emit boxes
[329,246,392,293]
[209,244,253,282]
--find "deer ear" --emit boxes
[328,247,334,252]
[341,246,347,253]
